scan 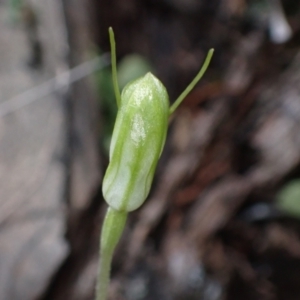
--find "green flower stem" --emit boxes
[96,207,127,300]
[168,48,214,115]
[109,27,122,109]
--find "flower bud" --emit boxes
[102,73,169,212]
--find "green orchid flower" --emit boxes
[96,27,214,300]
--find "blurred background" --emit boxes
[1,0,300,299]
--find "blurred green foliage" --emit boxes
[276,179,300,219]
[9,0,22,24]
[117,54,153,89]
